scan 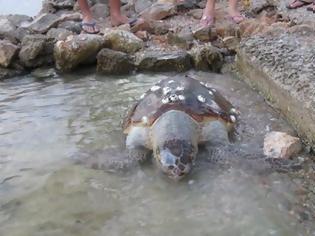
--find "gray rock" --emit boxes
[50,0,76,9]
[97,48,134,75]
[0,67,24,80]
[188,43,224,72]
[146,20,169,35]
[135,0,154,13]
[54,34,105,71]
[27,13,60,33]
[31,67,57,79]
[6,14,32,27]
[58,20,82,34]
[0,18,17,40]
[47,28,73,40]
[104,29,143,54]
[27,12,81,34]
[0,40,19,68]
[135,50,192,72]
[19,34,55,68]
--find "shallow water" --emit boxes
[0,0,42,16]
[0,71,314,236]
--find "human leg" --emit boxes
[200,0,216,27]
[228,0,245,24]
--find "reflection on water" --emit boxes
[0,0,42,16]
[0,71,314,236]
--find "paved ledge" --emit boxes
[236,30,315,147]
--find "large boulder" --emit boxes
[50,0,76,9]
[168,26,194,49]
[97,48,135,75]
[0,40,19,68]
[135,50,192,72]
[54,34,105,71]
[0,18,17,41]
[19,34,55,68]
[104,29,143,54]
[188,43,224,72]
[264,131,302,159]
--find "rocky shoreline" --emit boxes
[0,0,315,147]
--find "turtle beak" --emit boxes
[158,149,192,180]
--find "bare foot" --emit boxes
[228,10,245,24]
[110,14,129,27]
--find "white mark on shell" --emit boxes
[197,95,206,103]
[176,86,185,91]
[142,116,149,124]
[230,108,237,114]
[163,87,172,95]
[208,90,213,96]
[178,95,185,101]
[167,80,175,84]
[140,93,146,99]
[169,94,178,102]
[230,115,236,123]
[212,88,217,92]
[200,81,205,85]
[150,85,161,92]
[205,83,212,88]
[162,97,169,104]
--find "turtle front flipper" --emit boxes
[201,120,230,146]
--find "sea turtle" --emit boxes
[123,75,238,180]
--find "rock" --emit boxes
[19,34,55,68]
[91,3,109,20]
[54,34,105,71]
[0,67,24,80]
[193,25,217,42]
[97,48,134,75]
[135,0,154,13]
[264,131,302,159]
[5,14,32,27]
[0,40,19,68]
[188,43,224,72]
[168,26,194,49]
[47,28,73,41]
[187,9,203,19]
[27,12,81,34]
[50,0,75,9]
[215,22,240,38]
[146,20,170,35]
[134,31,150,41]
[104,29,143,54]
[222,36,240,51]
[140,2,177,20]
[58,20,82,34]
[135,50,192,72]
[0,18,17,40]
[31,67,57,79]
[27,13,60,33]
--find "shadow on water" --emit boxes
[0,70,314,236]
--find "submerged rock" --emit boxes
[104,29,144,54]
[0,40,19,68]
[19,34,55,68]
[264,131,302,159]
[31,67,57,79]
[97,48,135,75]
[135,50,192,72]
[188,43,224,72]
[54,34,105,71]
[0,67,24,80]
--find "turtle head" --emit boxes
[155,139,196,180]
